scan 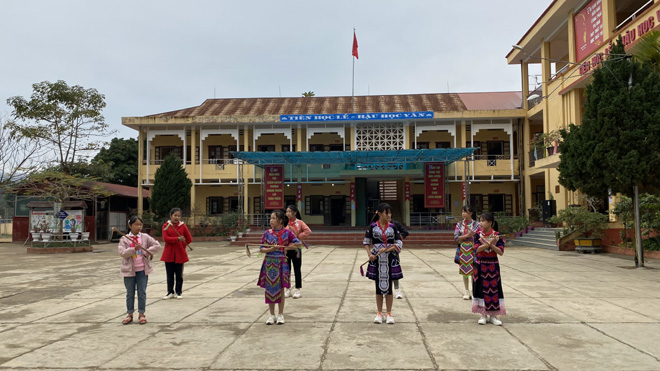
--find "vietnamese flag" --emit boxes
[352,31,359,59]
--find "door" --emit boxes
[330,196,346,225]
[488,194,506,213]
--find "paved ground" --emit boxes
[0,240,659,371]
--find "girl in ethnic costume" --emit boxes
[454,205,480,300]
[472,212,506,326]
[258,210,301,325]
[364,203,403,324]
[285,204,312,299]
[118,216,161,325]
[160,208,192,299]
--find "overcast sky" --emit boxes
[1,1,549,141]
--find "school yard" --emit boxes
[0,240,658,371]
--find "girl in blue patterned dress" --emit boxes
[472,212,506,326]
[364,203,403,324]
[454,205,480,300]
[257,210,301,325]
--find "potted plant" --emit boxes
[544,129,562,156]
[530,133,546,159]
[549,207,608,249]
[229,229,238,242]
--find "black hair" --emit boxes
[127,215,143,233]
[370,203,392,224]
[271,209,289,228]
[169,208,182,217]
[479,212,499,232]
[286,204,302,219]
[462,204,477,220]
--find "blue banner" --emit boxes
[280,111,433,122]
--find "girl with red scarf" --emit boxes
[284,204,312,299]
[160,208,192,299]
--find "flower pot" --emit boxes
[230,236,237,242]
[81,232,90,240]
[69,232,80,241]
[32,232,41,241]
[245,228,251,233]
[41,233,52,242]
[237,232,244,238]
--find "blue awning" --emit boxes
[231,148,477,166]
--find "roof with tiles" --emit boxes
[146,92,522,118]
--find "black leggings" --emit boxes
[165,262,184,295]
[286,249,302,289]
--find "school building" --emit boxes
[124,0,659,228]
[508,0,660,220]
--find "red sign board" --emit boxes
[462,182,466,201]
[424,162,444,208]
[296,183,302,202]
[264,165,284,209]
[574,0,603,63]
[404,182,410,201]
[350,182,356,201]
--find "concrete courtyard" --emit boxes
[0,240,658,370]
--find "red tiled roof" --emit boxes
[146,92,522,118]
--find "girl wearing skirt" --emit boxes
[364,203,403,325]
[454,205,480,300]
[472,212,506,326]
[257,210,301,325]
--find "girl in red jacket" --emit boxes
[160,208,192,299]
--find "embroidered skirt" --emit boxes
[471,259,506,315]
[366,247,403,295]
[257,252,290,304]
[458,241,475,277]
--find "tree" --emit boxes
[91,138,139,187]
[150,154,192,218]
[558,39,660,196]
[558,38,660,266]
[0,115,47,188]
[6,80,113,174]
[302,91,315,97]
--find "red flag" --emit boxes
[352,31,359,59]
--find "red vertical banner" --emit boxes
[264,165,284,210]
[350,182,356,201]
[462,182,466,201]
[404,182,410,201]
[574,0,603,63]
[296,183,302,202]
[424,162,444,208]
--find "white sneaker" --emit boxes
[489,316,502,326]
[284,288,291,298]
[163,293,174,300]
[462,290,471,300]
[292,289,301,299]
[276,314,285,325]
[373,312,383,324]
[395,289,402,299]
[266,315,276,325]
[385,313,395,324]
[176,294,183,299]
[478,315,487,325]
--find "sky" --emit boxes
[0,0,550,141]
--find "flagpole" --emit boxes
[352,27,355,114]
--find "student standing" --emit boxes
[454,205,480,300]
[284,204,311,299]
[472,212,506,325]
[258,210,301,325]
[364,203,403,324]
[160,208,192,299]
[118,216,161,325]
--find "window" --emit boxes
[328,144,344,151]
[156,146,182,161]
[306,195,324,215]
[469,194,484,214]
[282,144,296,152]
[257,145,275,152]
[208,146,223,164]
[416,142,429,149]
[309,144,325,152]
[225,145,245,160]
[466,141,481,156]
[435,142,451,149]
[207,197,223,215]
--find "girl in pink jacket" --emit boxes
[118,216,161,325]
[284,204,312,299]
